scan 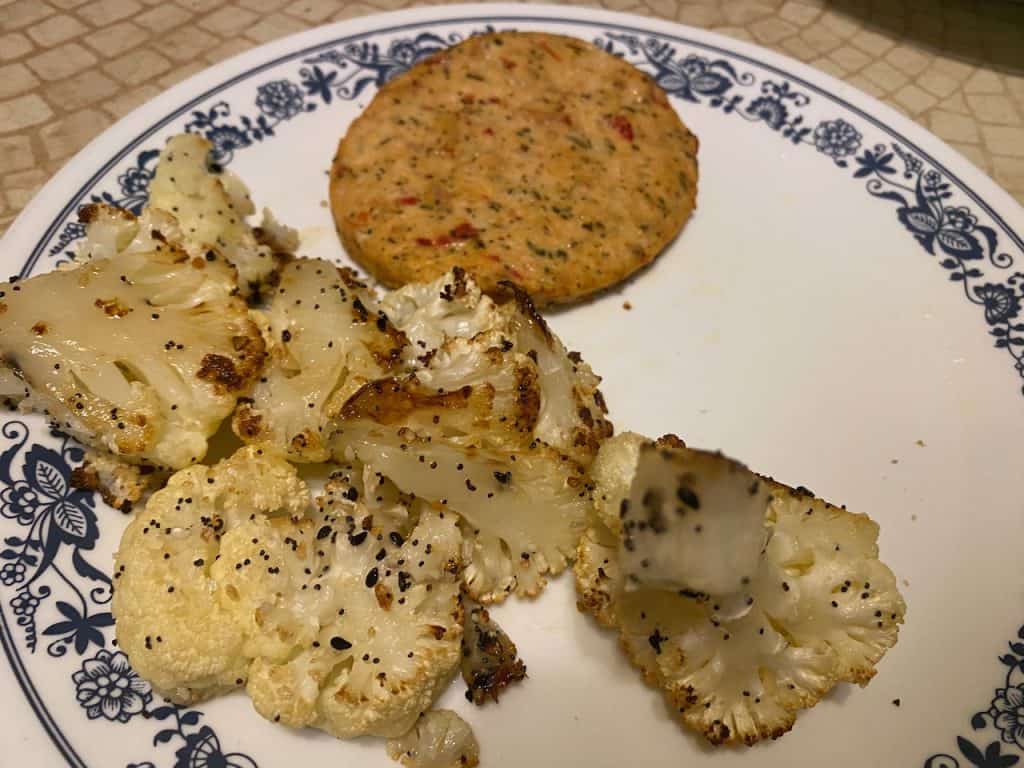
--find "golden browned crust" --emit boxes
[330,31,699,306]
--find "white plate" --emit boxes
[2,5,1023,767]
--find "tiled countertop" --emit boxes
[1,0,1022,235]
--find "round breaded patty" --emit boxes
[330,31,699,306]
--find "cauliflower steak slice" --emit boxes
[148,133,296,295]
[233,258,408,461]
[113,448,464,740]
[0,205,264,469]
[332,270,608,603]
[574,433,906,745]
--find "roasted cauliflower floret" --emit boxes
[379,269,612,466]
[332,270,610,602]
[112,446,309,702]
[70,448,168,513]
[575,433,906,746]
[113,449,464,740]
[148,133,296,295]
[0,205,264,469]
[461,597,527,705]
[233,258,407,461]
[386,710,480,768]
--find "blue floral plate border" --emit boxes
[2,7,1023,767]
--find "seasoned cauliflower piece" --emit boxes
[335,421,590,603]
[148,133,296,294]
[70,448,168,513]
[233,258,407,461]
[332,270,609,602]
[575,434,905,745]
[379,269,612,466]
[112,446,308,702]
[461,598,527,705]
[113,449,464,740]
[386,710,480,768]
[0,204,264,469]
[619,443,771,621]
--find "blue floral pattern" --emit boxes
[73,649,151,723]
[0,421,258,767]
[924,624,1024,767]
[4,16,1024,768]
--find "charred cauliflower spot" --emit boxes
[461,598,527,705]
[148,133,296,296]
[575,433,906,746]
[233,257,407,461]
[332,270,610,603]
[0,205,264,469]
[113,448,464,740]
[70,449,168,513]
[386,710,480,768]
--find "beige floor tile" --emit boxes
[917,70,960,99]
[948,142,991,174]
[799,24,843,54]
[77,0,144,27]
[237,0,291,10]
[135,4,194,31]
[285,0,342,23]
[849,27,893,56]
[103,83,163,119]
[200,5,260,35]
[40,109,112,161]
[3,167,48,210]
[153,25,219,61]
[26,14,89,47]
[1,1,55,33]
[26,42,97,81]
[966,93,1021,126]
[963,68,1004,95]
[0,62,38,99]
[777,0,821,26]
[202,37,254,65]
[83,21,150,57]
[47,0,92,9]
[892,83,937,115]
[157,60,210,88]
[44,68,120,111]
[818,9,860,38]
[930,109,980,143]
[884,44,931,77]
[244,12,309,43]
[103,48,171,85]
[930,55,973,82]
[721,0,777,26]
[676,5,724,26]
[809,56,846,79]
[750,16,797,43]
[779,35,817,61]
[861,59,909,92]
[845,73,887,100]
[829,44,870,71]
[0,134,33,174]
[0,93,53,133]
[938,92,970,115]
[0,32,33,61]
[992,155,1024,197]
[981,125,1024,158]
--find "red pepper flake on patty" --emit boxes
[609,115,634,142]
